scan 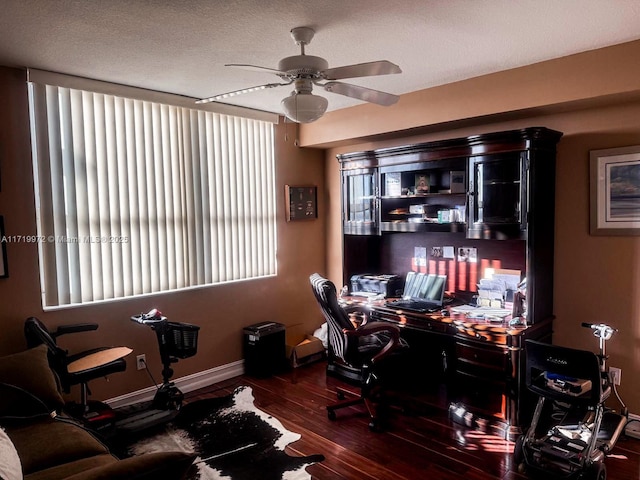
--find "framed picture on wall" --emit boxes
[590,145,640,235]
[0,216,7,278]
[285,185,318,221]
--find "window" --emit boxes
[28,74,277,308]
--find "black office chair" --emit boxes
[309,273,408,430]
[24,317,131,416]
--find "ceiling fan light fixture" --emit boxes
[281,91,328,123]
[197,27,401,114]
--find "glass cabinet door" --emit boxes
[468,152,526,238]
[342,169,379,235]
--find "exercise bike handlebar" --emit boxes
[131,308,167,325]
[581,322,618,340]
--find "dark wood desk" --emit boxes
[336,128,562,439]
[340,296,553,439]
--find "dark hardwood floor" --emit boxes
[186,361,640,480]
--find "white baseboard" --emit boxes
[106,360,245,409]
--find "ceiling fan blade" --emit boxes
[323,81,399,106]
[225,63,288,76]
[321,60,401,80]
[196,83,286,104]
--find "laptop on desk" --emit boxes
[387,272,447,313]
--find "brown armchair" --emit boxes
[309,273,408,431]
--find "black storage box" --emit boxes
[243,321,286,377]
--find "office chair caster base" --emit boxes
[327,409,337,421]
[368,420,382,432]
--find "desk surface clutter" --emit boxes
[341,296,532,338]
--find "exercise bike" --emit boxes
[513,323,627,480]
[110,309,200,435]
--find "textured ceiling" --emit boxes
[1,0,640,118]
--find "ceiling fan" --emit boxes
[196,26,402,123]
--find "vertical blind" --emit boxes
[29,83,277,308]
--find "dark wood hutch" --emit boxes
[336,127,563,438]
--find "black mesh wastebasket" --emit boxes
[165,322,199,359]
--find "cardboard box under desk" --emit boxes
[286,334,325,368]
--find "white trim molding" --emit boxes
[106,360,245,409]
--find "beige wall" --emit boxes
[301,39,640,148]
[0,66,327,401]
[308,41,640,414]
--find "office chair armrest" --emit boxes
[348,322,400,337]
[348,311,369,327]
[344,322,402,365]
[54,323,99,337]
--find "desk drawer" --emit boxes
[454,325,508,345]
[372,310,451,334]
[455,341,512,378]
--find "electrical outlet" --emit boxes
[136,354,146,370]
[610,366,621,386]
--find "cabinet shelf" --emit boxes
[482,181,520,186]
[381,192,466,200]
[381,221,466,233]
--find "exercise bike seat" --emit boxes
[67,346,133,374]
[24,317,131,395]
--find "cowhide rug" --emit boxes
[123,386,324,480]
